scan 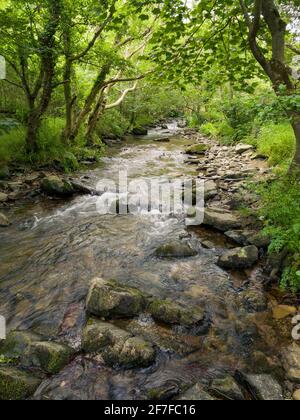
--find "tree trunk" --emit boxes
[26,109,40,153]
[291,118,300,168]
[86,95,106,145]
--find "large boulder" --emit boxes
[237,373,283,400]
[210,376,244,400]
[203,208,243,232]
[86,278,147,319]
[147,299,205,327]
[0,331,73,374]
[0,366,42,400]
[82,319,155,368]
[283,343,300,383]
[41,175,75,197]
[0,212,9,227]
[178,383,216,400]
[218,246,259,269]
[155,242,198,258]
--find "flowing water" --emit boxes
[0,122,288,399]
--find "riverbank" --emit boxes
[0,123,299,400]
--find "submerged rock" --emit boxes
[178,383,216,400]
[210,376,244,400]
[185,144,209,155]
[283,343,300,383]
[82,319,155,368]
[155,242,198,258]
[41,175,75,197]
[86,278,146,319]
[237,373,283,400]
[203,208,243,231]
[0,366,43,400]
[147,299,205,327]
[242,287,267,312]
[0,212,9,227]
[0,331,74,374]
[218,246,259,269]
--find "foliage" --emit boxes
[258,175,300,292]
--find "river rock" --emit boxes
[203,208,243,231]
[283,343,300,383]
[82,319,155,368]
[104,336,155,369]
[147,299,205,327]
[242,287,267,312]
[235,144,254,155]
[155,242,198,258]
[185,144,209,155]
[0,366,43,400]
[28,341,74,374]
[0,212,9,227]
[225,230,247,245]
[132,127,148,136]
[0,192,8,203]
[0,330,74,374]
[204,180,218,200]
[293,389,300,400]
[272,305,297,320]
[86,278,146,319]
[218,246,259,269]
[0,166,10,180]
[41,175,75,197]
[210,376,244,400]
[70,181,96,195]
[178,383,216,400]
[237,373,283,400]
[82,319,131,353]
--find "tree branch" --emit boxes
[105,82,138,110]
[287,44,300,56]
[2,79,23,90]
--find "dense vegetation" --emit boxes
[0,0,299,290]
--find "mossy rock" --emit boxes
[29,341,74,374]
[185,144,209,155]
[86,278,147,319]
[210,376,244,400]
[0,366,42,400]
[82,319,130,353]
[82,319,155,369]
[0,212,10,227]
[218,246,259,269]
[147,299,205,327]
[0,331,74,374]
[0,331,41,361]
[155,242,198,258]
[178,383,216,400]
[41,175,75,197]
[103,336,155,369]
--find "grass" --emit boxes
[257,175,300,292]
[248,122,295,170]
[0,117,106,172]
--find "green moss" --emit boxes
[0,366,42,400]
[31,342,73,374]
[148,299,204,326]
